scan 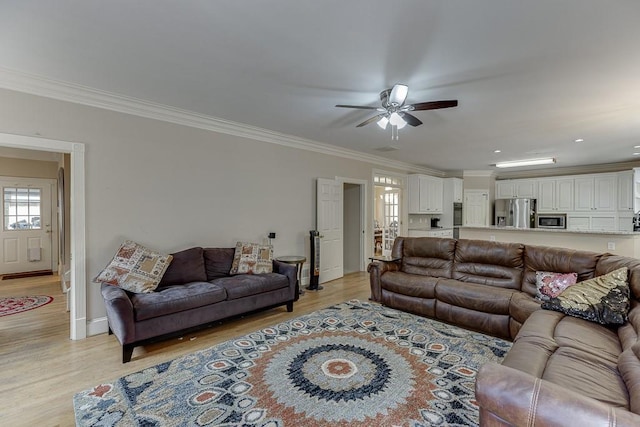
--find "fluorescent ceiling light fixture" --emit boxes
[377,116,389,129]
[493,149,501,153]
[575,138,584,143]
[495,158,556,168]
[634,145,640,149]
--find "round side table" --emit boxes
[275,256,306,301]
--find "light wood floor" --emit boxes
[0,272,372,426]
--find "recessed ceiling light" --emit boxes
[495,158,556,168]
[634,145,640,149]
[633,152,640,156]
[494,149,501,153]
[574,138,584,143]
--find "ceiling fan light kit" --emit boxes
[495,158,556,168]
[336,84,458,140]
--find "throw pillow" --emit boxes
[94,240,173,293]
[230,242,273,275]
[158,247,206,288]
[541,267,630,325]
[535,271,578,302]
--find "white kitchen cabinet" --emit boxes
[464,190,490,226]
[408,174,443,214]
[537,178,573,212]
[567,214,617,231]
[452,178,463,203]
[574,174,617,212]
[617,170,633,212]
[495,179,538,199]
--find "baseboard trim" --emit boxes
[87,316,109,336]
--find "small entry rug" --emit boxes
[74,300,511,426]
[0,295,53,317]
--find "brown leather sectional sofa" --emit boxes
[368,236,640,426]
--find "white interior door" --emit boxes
[0,178,54,275]
[317,178,343,284]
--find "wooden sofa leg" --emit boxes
[122,344,134,363]
[286,301,294,312]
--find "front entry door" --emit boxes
[316,178,343,284]
[0,178,54,275]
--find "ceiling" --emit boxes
[2,0,640,173]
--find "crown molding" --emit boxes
[463,170,496,177]
[0,67,440,175]
[494,160,640,180]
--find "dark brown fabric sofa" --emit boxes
[101,246,297,363]
[368,237,640,425]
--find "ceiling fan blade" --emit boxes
[389,84,409,106]
[400,112,423,127]
[356,114,384,127]
[411,100,458,111]
[335,104,378,110]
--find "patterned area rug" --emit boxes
[0,295,53,317]
[74,300,511,426]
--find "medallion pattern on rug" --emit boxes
[74,300,511,426]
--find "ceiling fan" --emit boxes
[336,84,458,140]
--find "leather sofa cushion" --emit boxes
[619,344,640,414]
[131,281,227,321]
[509,292,541,324]
[436,279,516,315]
[204,247,235,280]
[452,239,524,289]
[522,245,600,297]
[504,310,627,409]
[381,271,438,299]
[435,302,510,339]
[542,347,628,408]
[158,247,206,288]
[212,273,288,300]
[398,237,456,278]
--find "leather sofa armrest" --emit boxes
[272,260,297,298]
[367,260,400,302]
[100,282,135,344]
[476,362,640,426]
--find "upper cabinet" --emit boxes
[537,178,574,212]
[408,175,444,214]
[574,173,617,212]
[464,190,490,226]
[495,179,538,199]
[452,178,463,203]
[617,170,633,211]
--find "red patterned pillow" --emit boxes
[229,242,273,275]
[535,271,578,301]
[94,240,173,293]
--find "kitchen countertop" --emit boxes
[407,227,453,231]
[460,226,640,236]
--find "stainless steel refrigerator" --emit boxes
[495,198,536,228]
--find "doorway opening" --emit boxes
[374,174,404,256]
[316,177,367,284]
[0,133,86,340]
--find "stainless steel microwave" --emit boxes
[536,213,566,229]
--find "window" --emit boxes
[4,187,41,230]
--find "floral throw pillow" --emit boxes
[230,242,273,275]
[94,240,173,293]
[535,271,578,302]
[541,267,630,325]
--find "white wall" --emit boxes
[0,88,413,324]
